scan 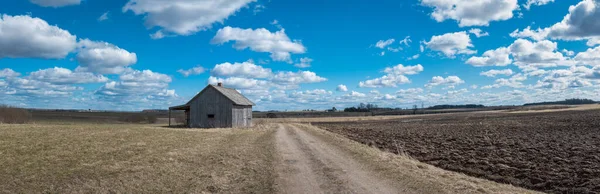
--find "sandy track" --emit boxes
[274,124,403,194]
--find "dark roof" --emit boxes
[169,104,190,110]
[176,84,255,107]
[211,85,255,106]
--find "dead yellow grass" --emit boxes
[295,123,540,194]
[0,123,276,193]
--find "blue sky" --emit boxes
[1,0,600,111]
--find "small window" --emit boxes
[207,114,215,118]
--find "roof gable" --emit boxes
[186,84,255,106]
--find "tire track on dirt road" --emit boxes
[274,123,403,194]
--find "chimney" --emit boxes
[217,82,223,87]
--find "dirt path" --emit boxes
[274,123,405,194]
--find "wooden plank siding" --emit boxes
[189,87,233,128]
[232,105,253,128]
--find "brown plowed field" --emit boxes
[313,110,600,194]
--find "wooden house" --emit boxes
[169,83,255,128]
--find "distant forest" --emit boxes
[342,98,597,113]
[427,104,485,110]
[524,98,597,106]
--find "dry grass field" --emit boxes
[0,123,276,193]
[0,121,541,193]
[314,109,600,194]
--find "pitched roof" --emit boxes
[185,84,255,106]
[211,85,255,106]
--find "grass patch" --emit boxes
[0,123,276,193]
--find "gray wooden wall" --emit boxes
[232,105,253,128]
[189,87,233,128]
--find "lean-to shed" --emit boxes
[169,83,255,128]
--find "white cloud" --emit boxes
[375,39,395,49]
[425,31,476,58]
[482,73,528,89]
[397,88,424,95]
[573,45,600,67]
[562,49,575,56]
[345,91,366,97]
[523,0,554,10]
[425,76,465,88]
[96,70,175,97]
[208,76,270,90]
[466,47,512,67]
[512,0,600,42]
[469,28,489,37]
[0,69,21,78]
[123,0,255,37]
[468,39,568,69]
[408,54,420,60]
[75,39,138,74]
[2,77,81,97]
[480,69,514,77]
[253,4,266,14]
[399,36,412,46]
[295,57,313,68]
[211,61,272,78]
[272,71,327,85]
[0,14,77,59]
[360,75,410,88]
[420,0,519,27]
[27,67,108,84]
[509,26,549,41]
[359,64,423,88]
[509,39,567,69]
[29,0,81,7]
[98,12,109,22]
[336,84,348,92]
[177,66,206,77]
[211,26,306,62]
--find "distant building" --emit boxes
[169,83,255,128]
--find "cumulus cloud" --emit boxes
[272,71,327,85]
[467,39,568,69]
[480,69,514,77]
[1,76,81,97]
[294,57,313,68]
[469,28,489,37]
[96,70,175,98]
[29,0,81,7]
[466,47,511,67]
[424,31,476,58]
[75,39,138,74]
[359,64,424,88]
[27,67,108,84]
[482,73,527,89]
[211,26,306,62]
[425,76,465,88]
[574,45,600,66]
[0,69,21,78]
[512,0,600,42]
[523,0,554,10]
[211,61,272,78]
[508,39,567,69]
[345,91,366,97]
[336,84,348,92]
[123,0,255,37]
[208,76,270,90]
[177,66,206,77]
[0,14,77,59]
[420,0,519,27]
